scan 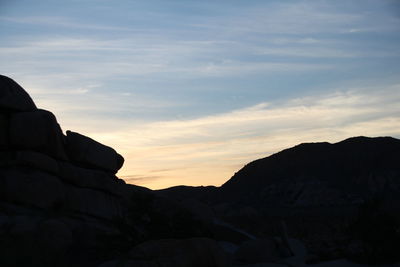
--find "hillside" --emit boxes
[220,136,400,213]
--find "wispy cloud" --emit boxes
[0,37,336,77]
[73,83,400,189]
[2,0,399,95]
[200,1,400,35]
[123,175,163,184]
[0,16,134,32]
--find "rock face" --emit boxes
[0,77,127,219]
[234,238,280,264]
[0,114,8,149]
[127,238,229,267]
[65,130,124,173]
[9,109,68,160]
[0,75,37,111]
[98,237,229,267]
[0,76,132,266]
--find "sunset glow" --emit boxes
[1,0,399,189]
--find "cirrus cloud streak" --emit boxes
[79,84,400,189]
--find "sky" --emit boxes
[1,0,400,189]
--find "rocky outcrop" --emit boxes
[0,76,135,266]
[65,130,124,173]
[9,109,68,160]
[234,238,281,264]
[1,76,263,267]
[98,238,229,267]
[126,238,229,267]
[0,77,127,219]
[0,75,37,111]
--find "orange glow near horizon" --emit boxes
[33,87,400,190]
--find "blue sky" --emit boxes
[1,0,400,189]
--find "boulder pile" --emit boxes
[0,75,128,218]
[0,75,141,266]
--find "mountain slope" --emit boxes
[219,136,400,213]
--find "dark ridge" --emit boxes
[218,136,400,207]
[156,185,218,203]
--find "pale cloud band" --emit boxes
[78,84,400,189]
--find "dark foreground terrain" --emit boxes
[1,75,399,266]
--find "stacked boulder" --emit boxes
[0,75,143,266]
[0,75,127,219]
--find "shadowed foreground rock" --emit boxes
[65,130,124,174]
[0,75,36,111]
[98,238,229,267]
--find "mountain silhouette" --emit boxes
[219,136,400,213]
[161,136,400,215]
